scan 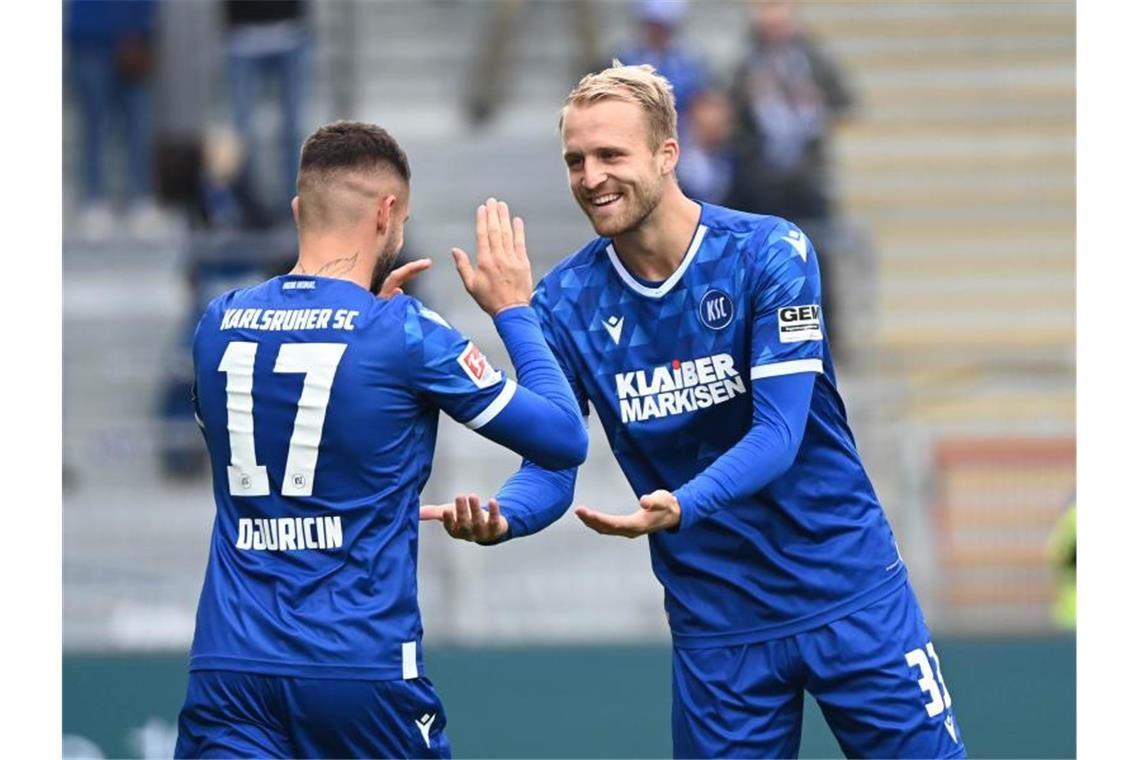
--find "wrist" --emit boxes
[493,301,531,317]
[492,304,537,330]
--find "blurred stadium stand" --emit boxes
[64,0,1074,653]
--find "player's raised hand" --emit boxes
[451,198,533,317]
[574,490,681,538]
[420,494,509,544]
[376,257,432,298]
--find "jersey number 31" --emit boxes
[217,341,347,498]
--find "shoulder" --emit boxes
[389,294,472,355]
[700,202,786,241]
[704,205,809,265]
[533,237,609,306]
[393,294,455,330]
[198,279,266,328]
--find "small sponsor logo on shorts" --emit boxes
[416,713,436,748]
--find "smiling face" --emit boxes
[561,99,678,238]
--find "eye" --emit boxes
[565,155,583,169]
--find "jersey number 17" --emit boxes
[216,341,347,498]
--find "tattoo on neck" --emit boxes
[315,251,360,278]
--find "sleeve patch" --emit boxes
[777,304,822,343]
[457,342,503,388]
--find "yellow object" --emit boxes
[1048,501,1076,629]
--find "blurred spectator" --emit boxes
[197,126,273,231]
[729,0,855,224]
[65,0,165,240]
[615,0,707,130]
[677,87,744,207]
[152,0,219,227]
[223,0,311,219]
[466,0,599,127]
[729,0,856,353]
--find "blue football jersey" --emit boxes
[189,274,518,680]
[532,203,906,647]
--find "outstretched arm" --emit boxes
[421,462,577,544]
[575,371,812,537]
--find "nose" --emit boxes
[581,158,607,191]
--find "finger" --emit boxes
[388,258,432,284]
[484,199,502,258]
[442,507,457,536]
[380,258,432,298]
[574,507,632,537]
[639,494,658,510]
[512,217,527,261]
[451,248,475,291]
[464,493,485,537]
[483,498,503,540]
[497,200,513,254]
[475,204,490,261]
[420,504,448,522]
[454,494,474,538]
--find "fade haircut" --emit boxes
[296,121,411,231]
[559,61,678,151]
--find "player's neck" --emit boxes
[611,188,701,282]
[292,235,374,292]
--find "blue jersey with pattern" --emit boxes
[532,203,905,647]
[189,274,515,680]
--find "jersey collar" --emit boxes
[604,222,708,299]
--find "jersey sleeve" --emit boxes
[401,298,516,429]
[747,221,827,382]
[531,279,590,418]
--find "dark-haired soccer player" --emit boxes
[425,66,965,758]
[174,121,588,759]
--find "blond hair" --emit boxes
[559,61,678,150]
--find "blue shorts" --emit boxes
[174,670,451,759]
[672,581,966,759]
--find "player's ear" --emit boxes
[659,137,680,176]
[376,194,397,234]
[290,196,301,228]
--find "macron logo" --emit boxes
[782,230,807,261]
[603,315,624,345]
[416,713,436,748]
[944,715,958,743]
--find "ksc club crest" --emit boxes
[698,288,734,330]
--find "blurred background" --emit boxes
[62,0,1075,757]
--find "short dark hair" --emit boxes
[298,121,411,186]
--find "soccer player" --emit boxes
[174,121,588,759]
[424,66,966,758]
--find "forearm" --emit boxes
[468,306,587,469]
[673,372,814,530]
[494,306,582,420]
[492,461,578,541]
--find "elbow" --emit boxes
[539,421,588,470]
[773,427,803,477]
[567,423,589,467]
